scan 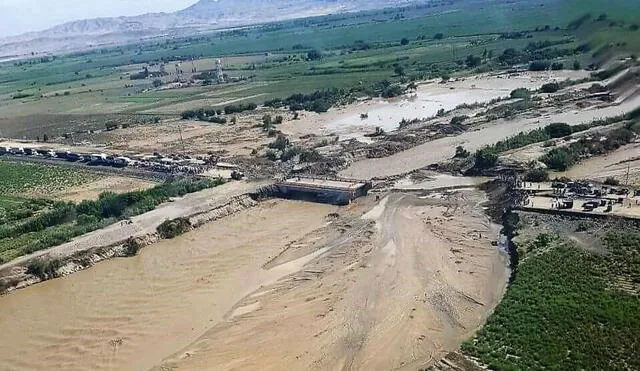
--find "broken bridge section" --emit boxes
[275,177,372,205]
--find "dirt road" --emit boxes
[341,94,640,179]
[160,191,509,370]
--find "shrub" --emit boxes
[266,149,278,161]
[474,148,499,169]
[604,177,620,186]
[587,83,607,93]
[434,33,444,40]
[224,102,257,114]
[450,115,469,125]
[465,55,482,68]
[12,93,33,99]
[540,148,576,170]
[77,179,223,220]
[268,135,290,151]
[510,88,531,100]
[281,146,303,162]
[568,13,592,30]
[544,123,573,138]
[529,60,550,71]
[540,82,560,93]
[208,116,227,124]
[27,259,61,280]
[262,115,272,127]
[381,84,405,98]
[123,237,141,257]
[299,148,323,162]
[400,38,409,46]
[454,146,471,158]
[524,168,549,182]
[264,98,283,108]
[573,60,581,70]
[157,217,191,239]
[230,170,244,180]
[307,49,322,61]
[551,62,564,70]
[591,64,627,80]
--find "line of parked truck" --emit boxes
[0,146,133,167]
[0,146,220,177]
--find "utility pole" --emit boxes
[625,159,631,187]
[178,122,186,156]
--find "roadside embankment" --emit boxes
[0,181,270,295]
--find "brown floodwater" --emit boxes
[0,200,334,371]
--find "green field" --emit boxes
[0,160,102,196]
[462,231,640,370]
[0,160,102,263]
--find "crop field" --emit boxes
[462,232,640,370]
[0,160,106,262]
[0,0,637,138]
[0,160,102,196]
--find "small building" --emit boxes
[276,177,372,205]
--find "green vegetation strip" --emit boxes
[473,112,640,170]
[463,233,640,370]
[0,178,225,264]
[182,81,410,120]
[541,122,639,171]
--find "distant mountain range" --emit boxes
[0,0,427,58]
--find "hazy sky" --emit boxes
[0,0,199,37]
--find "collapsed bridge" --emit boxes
[275,177,372,205]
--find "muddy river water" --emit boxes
[323,70,589,140]
[0,200,335,371]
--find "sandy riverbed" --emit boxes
[0,189,509,371]
[0,200,335,371]
[159,191,509,370]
